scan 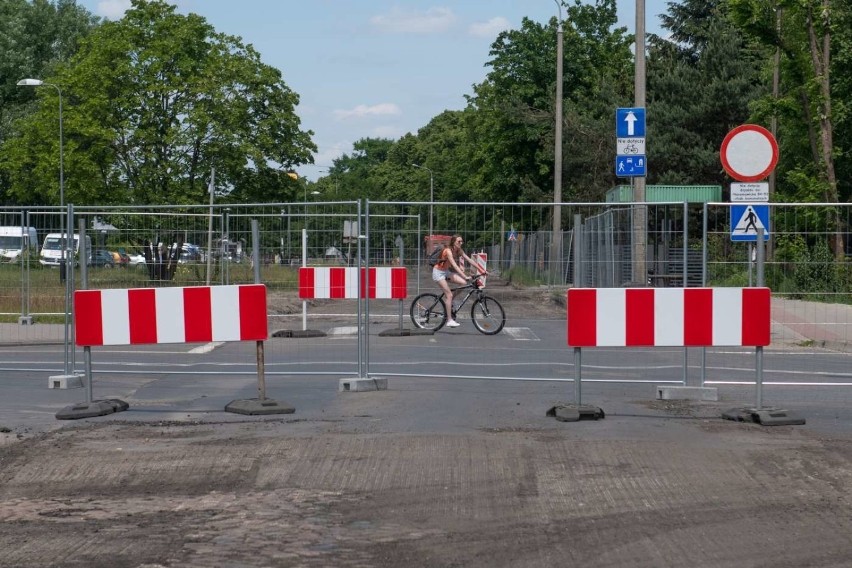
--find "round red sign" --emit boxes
[720,124,779,182]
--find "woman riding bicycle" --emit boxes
[432,235,485,328]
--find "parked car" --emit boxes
[111,250,130,267]
[179,243,203,263]
[90,249,115,268]
[127,252,146,267]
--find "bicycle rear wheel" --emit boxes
[470,295,505,335]
[410,293,447,331]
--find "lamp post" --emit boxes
[552,1,564,284]
[411,163,434,243]
[18,78,71,375]
[18,79,63,212]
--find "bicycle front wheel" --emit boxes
[410,293,447,331]
[470,295,505,335]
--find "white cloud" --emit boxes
[371,125,404,139]
[96,0,131,19]
[468,17,510,38]
[333,103,402,120]
[370,7,456,34]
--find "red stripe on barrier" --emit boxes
[567,289,597,346]
[742,287,770,346]
[391,267,407,298]
[368,267,377,299]
[238,284,268,340]
[329,267,346,298]
[75,290,104,346]
[684,288,713,346]
[128,288,157,344]
[183,287,212,342]
[298,267,314,299]
[626,288,655,346]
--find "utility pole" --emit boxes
[633,0,647,284]
[552,0,564,285]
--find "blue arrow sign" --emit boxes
[616,108,646,138]
[615,155,646,177]
[731,204,770,241]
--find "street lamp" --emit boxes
[411,163,434,243]
[18,79,64,216]
[18,77,71,375]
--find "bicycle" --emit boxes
[409,274,506,334]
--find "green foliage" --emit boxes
[502,265,541,287]
[648,0,766,187]
[792,239,838,299]
[0,0,98,205]
[0,0,315,207]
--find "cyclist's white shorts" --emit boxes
[432,267,449,282]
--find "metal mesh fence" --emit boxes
[3,200,852,387]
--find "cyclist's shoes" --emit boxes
[446,320,461,328]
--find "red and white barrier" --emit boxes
[75,284,268,346]
[299,267,407,299]
[471,252,487,286]
[566,287,770,347]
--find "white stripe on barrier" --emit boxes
[212,285,240,342]
[655,288,683,346]
[157,287,185,344]
[102,289,130,346]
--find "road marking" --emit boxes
[188,342,224,354]
[503,327,539,341]
[328,326,360,336]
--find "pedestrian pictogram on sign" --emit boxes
[731,204,770,242]
[507,228,517,241]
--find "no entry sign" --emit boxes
[720,124,779,182]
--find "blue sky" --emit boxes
[77,1,669,180]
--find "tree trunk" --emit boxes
[806,0,843,258]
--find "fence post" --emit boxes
[573,214,583,287]
[755,227,765,410]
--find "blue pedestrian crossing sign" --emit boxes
[616,155,646,177]
[731,204,770,242]
[616,108,646,138]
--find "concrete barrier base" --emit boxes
[546,404,605,422]
[225,398,295,415]
[339,377,388,392]
[378,328,434,337]
[656,386,718,402]
[722,407,806,426]
[48,374,84,389]
[55,398,128,420]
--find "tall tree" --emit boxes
[0,0,98,204]
[1,0,315,206]
[647,0,766,187]
[730,0,850,255]
[466,0,633,203]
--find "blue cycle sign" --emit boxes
[615,107,646,177]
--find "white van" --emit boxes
[0,226,38,262]
[40,233,92,266]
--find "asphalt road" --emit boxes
[3,317,852,567]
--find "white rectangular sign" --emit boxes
[730,182,769,202]
[616,137,645,155]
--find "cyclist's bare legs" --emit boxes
[437,273,467,320]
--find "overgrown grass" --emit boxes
[502,266,542,287]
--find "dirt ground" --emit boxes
[3,399,852,568]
